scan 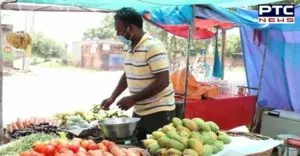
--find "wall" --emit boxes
[81,40,124,71]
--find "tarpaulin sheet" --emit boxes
[16,0,282,12]
[239,6,300,112]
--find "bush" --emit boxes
[31,33,66,59]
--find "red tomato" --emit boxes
[20,151,33,156]
[87,143,99,151]
[80,140,90,150]
[58,148,73,154]
[43,144,56,156]
[75,151,87,156]
[34,144,46,153]
[101,140,115,149]
[97,143,108,152]
[67,143,80,153]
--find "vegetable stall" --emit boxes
[0,0,291,155]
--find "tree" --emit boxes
[225,34,242,57]
[83,14,115,40]
[32,33,66,60]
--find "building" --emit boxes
[72,40,124,71]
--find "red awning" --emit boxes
[144,14,235,40]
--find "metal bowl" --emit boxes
[98,117,140,139]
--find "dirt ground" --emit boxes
[2,65,246,125]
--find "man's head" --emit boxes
[114,7,143,41]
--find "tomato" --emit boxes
[43,144,56,156]
[67,143,80,153]
[87,150,103,156]
[75,151,87,156]
[101,140,115,149]
[97,143,108,152]
[34,144,46,153]
[87,143,99,151]
[80,140,90,150]
[20,150,33,156]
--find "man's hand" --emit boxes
[101,96,115,110]
[117,96,136,110]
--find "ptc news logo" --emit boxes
[258,4,295,24]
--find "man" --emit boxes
[101,7,175,141]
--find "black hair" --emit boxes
[115,7,143,29]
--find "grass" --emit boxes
[31,57,98,73]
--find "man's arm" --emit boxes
[110,72,128,99]
[130,71,169,102]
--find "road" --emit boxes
[2,66,246,125]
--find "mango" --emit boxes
[162,125,177,133]
[172,117,183,128]
[179,130,190,138]
[166,148,182,156]
[180,137,189,147]
[193,119,211,131]
[203,144,213,156]
[142,139,157,148]
[166,131,188,147]
[192,117,204,123]
[190,132,203,143]
[218,133,231,144]
[183,119,198,131]
[209,131,218,141]
[188,138,204,155]
[166,139,185,151]
[201,132,215,145]
[206,121,220,132]
[168,123,174,126]
[166,131,181,141]
[158,136,170,148]
[212,140,224,153]
[152,131,166,140]
[148,142,160,155]
[157,148,168,156]
[183,149,198,156]
[177,126,191,134]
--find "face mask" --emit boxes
[118,35,131,46]
[118,27,132,46]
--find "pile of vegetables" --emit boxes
[7,117,58,133]
[97,109,128,121]
[0,133,57,156]
[54,109,129,130]
[20,138,147,156]
[53,111,95,128]
[10,123,65,139]
[66,116,90,130]
[6,117,61,139]
[143,117,231,156]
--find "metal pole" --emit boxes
[0,5,4,139]
[251,30,270,132]
[183,5,195,117]
[221,29,226,80]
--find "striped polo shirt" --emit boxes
[123,33,175,116]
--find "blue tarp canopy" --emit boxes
[145,4,300,112]
[12,0,282,12]
[239,6,300,112]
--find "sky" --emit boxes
[1,10,239,43]
[2,10,107,42]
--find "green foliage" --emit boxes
[31,33,66,59]
[225,34,242,57]
[83,14,115,40]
